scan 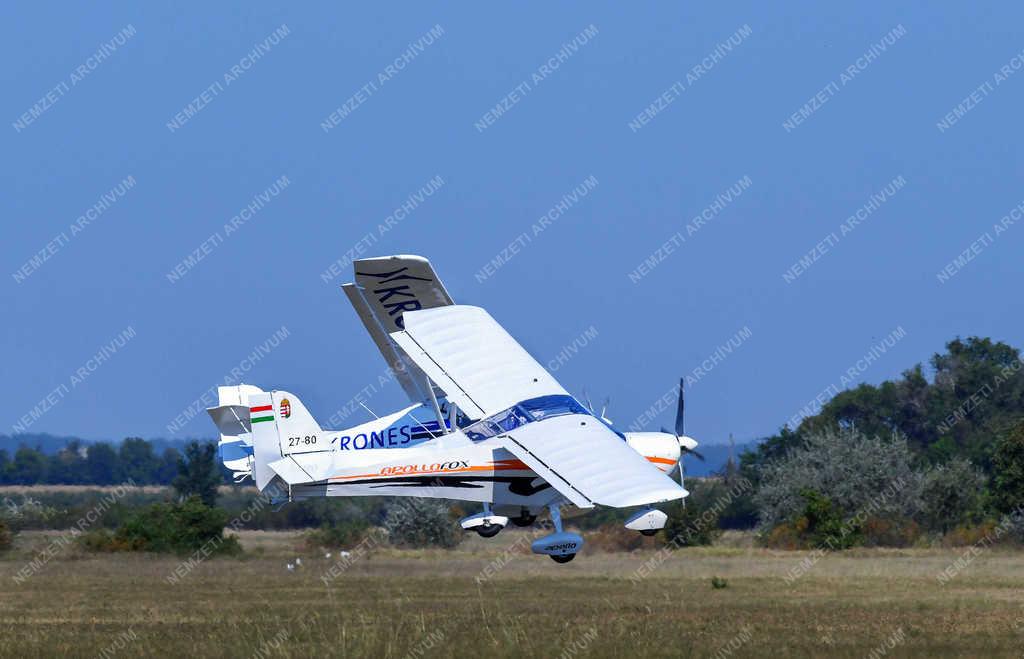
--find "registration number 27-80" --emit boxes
[287,435,317,447]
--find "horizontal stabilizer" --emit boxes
[207,405,252,436]
[268,456,316,485]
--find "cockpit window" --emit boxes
[464,395,595,442]
[518,395,588,421]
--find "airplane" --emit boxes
[207,255,700,563]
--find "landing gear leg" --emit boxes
[538,504,578,563]
[549,503,563,533]
[459,503,508,538]
[476,503,502,538]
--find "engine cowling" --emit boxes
[624,431,681,473]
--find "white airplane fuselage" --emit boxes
[277,402,680,516]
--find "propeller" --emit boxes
[664,379,704,461]
[662,379,703,502]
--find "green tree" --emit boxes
[0,449,11,484]
[172,441,221,506]
[9,447,47,484]
[84,443,120,484]
[919,458,985,533]
[992,421,1024,516]
[119,438,160,484]
[753,427,921,531]
[156,447,181,484]
[745,336,1024,482]
[47,441,85,484]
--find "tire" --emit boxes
[550,554,576,564]
[640,529,658,537]
[475,523,502,538]
[511,515,537,527]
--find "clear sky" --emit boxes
[3,3,1023,446]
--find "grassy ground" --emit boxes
[2,530,1023,658]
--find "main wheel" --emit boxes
[640,529,658,537]
[475,523,502,538]
[511,514,537,527]
[550,553,576,564]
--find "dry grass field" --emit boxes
[2,530,1024,658]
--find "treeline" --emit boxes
[0,439,199,485]
[707,336,1024,548]
[749,337,1024,470]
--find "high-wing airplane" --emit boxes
[207,255,700,562]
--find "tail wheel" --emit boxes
[550,554,575,564]
[475,523,502,538]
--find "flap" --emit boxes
[498,414,686,508]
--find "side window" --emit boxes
[492,407,529,432]
[465,420,500,442]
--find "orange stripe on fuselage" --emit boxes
[329,461,530,482]
[330,457,673,482]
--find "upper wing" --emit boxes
[343,255,454,405]
[390,305,567,419]
[352,254,454,331]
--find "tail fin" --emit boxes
[246,390,326,491]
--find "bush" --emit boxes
[762,490,868,550]
[799,489,861,549]
[754,427,922,533]
[761,519,806,550]
[992,421,1024,516]
[585,524,656,552]
[307,519,371,549]
[80,496,241,555]
[382,499,459,549]
[664,482,724,548]
[0,519,13,551]
[860,515,921,547]
[942,521,998,547]
[0,495,61,530]
[919,458,985,533]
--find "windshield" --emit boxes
[463,395,605,442]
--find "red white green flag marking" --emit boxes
[250,405,274,424]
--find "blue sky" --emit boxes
[3,3,1023,445]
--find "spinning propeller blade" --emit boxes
[675,378,686,437]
